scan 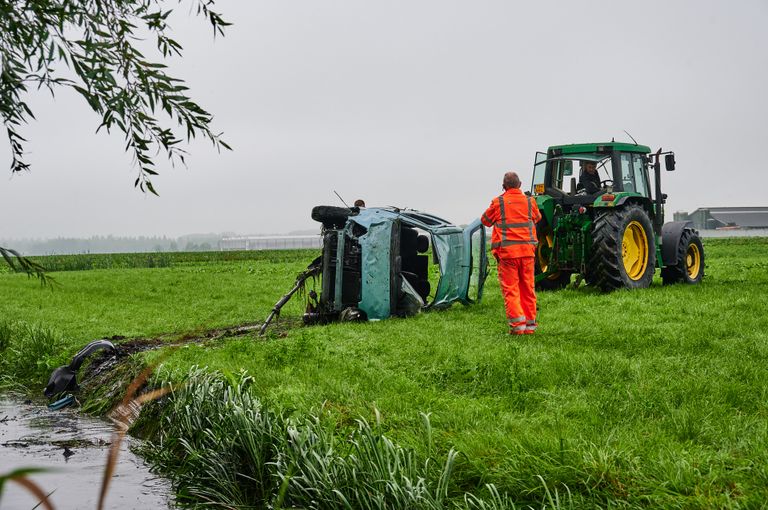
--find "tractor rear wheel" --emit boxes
[535,220,572,290]
[661,229,704,284]
[587,204,656,291]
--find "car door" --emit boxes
[461,218,488,303]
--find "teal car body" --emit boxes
[308,206,488,322]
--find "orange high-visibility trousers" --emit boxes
[497,256,537,334]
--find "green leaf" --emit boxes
[145,180,159,196]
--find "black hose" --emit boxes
[68,339,116,371]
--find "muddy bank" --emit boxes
[0,395,173,509]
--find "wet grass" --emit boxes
[0,249,317,273]
[1,239,768,507]
[0,322,66,383]
[0,253,312,342]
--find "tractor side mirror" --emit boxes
[665,153,676,171]
[563,160,573,176]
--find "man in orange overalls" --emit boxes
[481,172,541,335]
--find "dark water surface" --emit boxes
[0,395,172,509]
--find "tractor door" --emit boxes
[461,218,488,303]
[531,152,547,195]
[618,153,651,196]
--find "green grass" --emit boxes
[0,251,314,340]
[2,239,768,508]
[0,249,317,273]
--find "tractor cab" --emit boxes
[530,142,652,210]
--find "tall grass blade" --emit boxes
[97,350,175,510]
[6,475,55,510]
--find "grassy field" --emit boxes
[0,248,317,273]
[1,238,767,508]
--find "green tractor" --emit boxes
[530,141,704,291]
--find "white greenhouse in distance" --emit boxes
[219,236,322,251]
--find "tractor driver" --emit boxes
[577,161,602,194]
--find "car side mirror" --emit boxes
[665,153,676,171]
[563,160,573,176]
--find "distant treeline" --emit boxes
[0,234,227,256]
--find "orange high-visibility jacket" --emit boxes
[481,188,541,259]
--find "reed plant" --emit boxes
[0,321,65,382]
[146,368,278,506]
[142,368,569,509]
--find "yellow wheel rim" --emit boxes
[622,221,649,280]
[537,233,561,280]
[686,242,701,279]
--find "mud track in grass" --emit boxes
[78,317,305,383]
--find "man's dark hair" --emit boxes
[503,172,521,190]
[353,199,366,207]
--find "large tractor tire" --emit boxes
[535,220,572,290]
[661,229,704,285]
[587,204,656,291]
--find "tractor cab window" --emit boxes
[619,153,650,195]
[620,154,635,193]
[572,156,612,194]
[632,154,650,197]
[551,159,574,193]
[594,158,612,182]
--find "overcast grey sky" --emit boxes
[1,0,766,239]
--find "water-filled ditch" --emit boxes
[0,395,173,509]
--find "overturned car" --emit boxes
[259,205,489,332]
[296,205,489,323]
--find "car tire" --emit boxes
[311,205,356,229]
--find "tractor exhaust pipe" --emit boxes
[653,148,663,236]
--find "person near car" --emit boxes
[481,172,541,335]
[577,161,601,193]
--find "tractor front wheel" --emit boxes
[661,229,704,284]
[535,221,572,290]
[587,205,656,291]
